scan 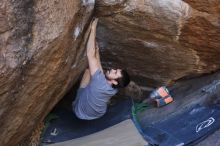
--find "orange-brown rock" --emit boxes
[96,0,220,87]
[1,0,220,145]
[0,0,94,146]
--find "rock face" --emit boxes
[1,0,220,145]
[0,0,94,146]
[96,0,220,87]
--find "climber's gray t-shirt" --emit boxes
[73,69,118,120]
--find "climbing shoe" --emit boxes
[150,86,173,107]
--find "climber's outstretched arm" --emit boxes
[86,18,99,75]
[95,41,103,72]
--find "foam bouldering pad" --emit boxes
[138,79,220,146]
[40,100,132,145]
[47,119,148,146]
[140,104,220,146]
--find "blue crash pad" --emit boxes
[40,100,132,145]
[138,80,220,146]
[40,79,220,146]
[140,104,220,146]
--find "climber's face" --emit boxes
[105,68,122,81]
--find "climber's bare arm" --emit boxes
[95,42,103,72]
[87,18,99,75]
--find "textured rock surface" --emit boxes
[96,0,220,87]
[1,0,220,145]
[0,0,94,146]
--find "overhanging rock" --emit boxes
[96,0,220,87]
[0,1,94,146]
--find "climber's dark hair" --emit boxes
[112,69,130,89]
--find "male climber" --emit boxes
[73,18,130,120]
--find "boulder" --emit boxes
[0,0,94,145]
[96,0,220,87]
[1,0,220,145]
